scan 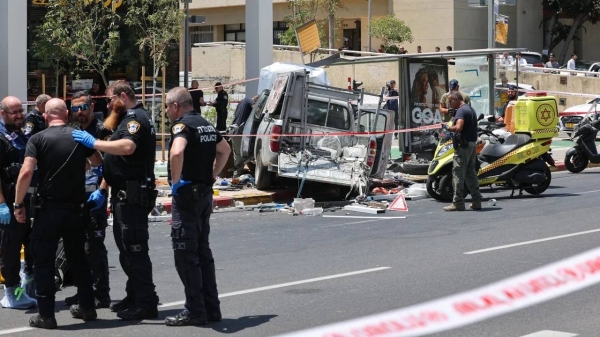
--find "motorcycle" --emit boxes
[564,112,600,173]
[426,116,556,202]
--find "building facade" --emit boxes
[181,0,600,71]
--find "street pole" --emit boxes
[183,1,190,88]
[488,0,496,117]
[368,0,372,52]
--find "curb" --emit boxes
[550,161,600,172]
[158,189,298,213]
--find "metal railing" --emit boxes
[193,41,396,58]
[496,63,600,77]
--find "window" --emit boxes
[223,22,290,44]
[225,23,245,42]
[190,26,214,44]
[306,100,351,130]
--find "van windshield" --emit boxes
[306,100,351,130]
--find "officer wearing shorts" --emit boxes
[14,98,103,329]
[71,80,159,320]
[63,91,113,309]
[164,87,231,326]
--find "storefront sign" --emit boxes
[32,0,124,11]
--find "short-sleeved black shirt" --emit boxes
[103,104,156,191]
[232,97,254,126]
[454,104,478,142]
[22,109,47,139]
[189,89,204,113]
[214,90,228,113]
[25,125,96,203]
[168,110,223,185]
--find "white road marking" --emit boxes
[322,216,406,219]
[576,189,600,195]
[520,330,578,337]
[464,229,600,254]
[158,266,391,308]
[0,327,34,335]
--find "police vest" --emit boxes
[0,123,36,194]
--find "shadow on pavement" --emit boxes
[209,314,278,334]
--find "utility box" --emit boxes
[513,93,559,139]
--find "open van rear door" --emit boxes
[357,108,394,179]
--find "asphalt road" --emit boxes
[2,168,600,336]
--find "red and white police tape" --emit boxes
[225,124,442,138]
[276,246,600,337]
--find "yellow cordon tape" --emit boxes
[277,246,600,337]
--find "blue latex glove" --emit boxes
[87,190,105,211]
[172,180,191,196]
[72,130,96,149]
[0,203,10,225]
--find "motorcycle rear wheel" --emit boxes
[524,165,552,195]
[564,153,588,173]
[439,172,471,202]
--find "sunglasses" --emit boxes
[72,104,90,112]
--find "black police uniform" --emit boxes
[22,109,47,140]
[65,118,113,307]
[26,125,97,320]
[102,103,159,318]
[0,124,34,292]
[168,110,221,322]
[214,90,229,132]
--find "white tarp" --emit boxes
[257,62,331,95]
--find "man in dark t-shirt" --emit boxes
[14,98,102,329]
[442,92,482,212]
[189,80,205,113]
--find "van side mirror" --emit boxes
[478,114,484,121]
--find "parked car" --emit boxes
[558,60,600,77]
[235,70,394,193]
[559,98,600,137]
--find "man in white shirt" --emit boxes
[567,53,577,71]
[515,52,528,68]
[498,52,513,66]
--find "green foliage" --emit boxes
[370,14,414,49]
[40,0,121,87]
[541,0,600,63]
[124,0,185,75]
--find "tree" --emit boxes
[541,0,600,64]
[125,0,185,126]
[41,0,121,87]
[370,14,413,53]
[280,0,344,48]
[31,28,72,96]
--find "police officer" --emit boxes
[63,91,113,309]
[442,92,483,212]
[23,94,50,140]
[14,98,102,329]
[0,96,37,309]
[209,82,228,132]
[164,87,229,326]
[71,80,159,320]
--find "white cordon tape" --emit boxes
[496,86,600,99]
[277,246,600,337]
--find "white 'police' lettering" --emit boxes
[200,134,217,142]
[197,126,216,133]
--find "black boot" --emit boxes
[70,305,98,321]
[29,314,57,329]
[207,312,222,322]
[95,297,112,309]
[117,305,158,320]
[64,294,79,306]
[109,296,134,312]
[165,310,207,327]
